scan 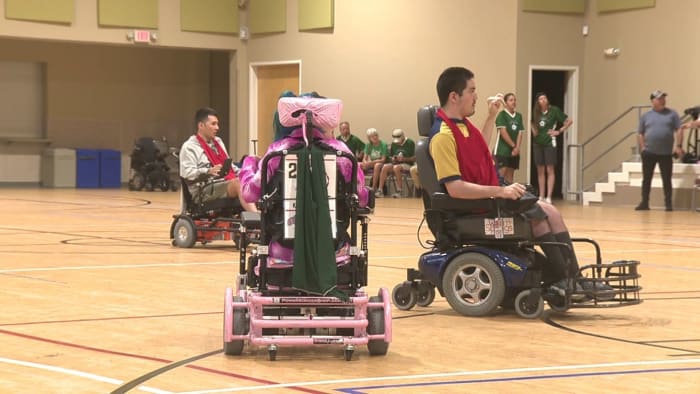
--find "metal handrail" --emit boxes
[567,105,651,199]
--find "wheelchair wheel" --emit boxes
[367,295,389,356]
[415,281,436,308]
[172,218,197,248]
[159,178,169,192]
[128,173,145,191]
[391,282,417,311]
[514,290,544,319]
[442,252,505,317]
[223,296,248,356]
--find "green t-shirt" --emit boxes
[364,140,388,161]
[494,110,524,157]
[533,105,567,146]
[336,134,365,156]
[389,138,416,164]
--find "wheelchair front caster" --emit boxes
[344,345,354,361]
[268,344,277,361]
[415,281,436,307]
[392,282,416,311]
[514,289,544,319]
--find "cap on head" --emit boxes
[650,90,667,100]
[391,128,405,143]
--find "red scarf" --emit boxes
[435,108,498,186]
[195,134,236,180]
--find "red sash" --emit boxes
[435,109,498,186]
[195,134,236,180]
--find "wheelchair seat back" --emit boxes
[415,105,533,246]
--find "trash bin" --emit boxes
[99,149,121,188]
[41,148,76,188]
[76,149,100,188]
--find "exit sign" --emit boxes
[133,30,151,43]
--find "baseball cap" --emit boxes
[366,127,378,137]
[392,128,405,143]
[650,90,667,100]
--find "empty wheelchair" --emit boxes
[223,97,391,361]
[128,137,178,192]
[391,105,641,319]
[170,159,250,248]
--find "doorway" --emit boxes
[249,62,301,156]
[528,67,579,201]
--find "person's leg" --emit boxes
[638,151,655,209]
[530,219,568,283]
[410,164,421,191]
[537,165,546,199]
[503,167,514,184]
[546,164,555,201]
[393,165,403,192]
[227,178,257,212]
[658,154,674,210]
[372,162,384,195]
[377,163,392,195]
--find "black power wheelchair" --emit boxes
[128,137,179,192]
[170,159,250,248]
[391,105,641,319]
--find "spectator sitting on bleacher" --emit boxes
[361,128,388,194]
[376,129,416,198]
[337,121,365,161]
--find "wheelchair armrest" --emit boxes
[240,211,261,228]
[430,192,538,214]
[357,206,373,216]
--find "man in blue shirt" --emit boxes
[636,90,684,211]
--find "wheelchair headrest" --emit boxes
[417,105,439,137]
[278,97,343,131]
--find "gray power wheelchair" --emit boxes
[391,105,641,319]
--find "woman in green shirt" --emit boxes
[361,128,388,193]
[494,93,524,184]
[531,92,572,204]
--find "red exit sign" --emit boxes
[133,30,151,43]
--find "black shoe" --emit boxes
[580,280,615,301]
[635,203,649,211]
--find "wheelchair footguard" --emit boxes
[223,287,392,361]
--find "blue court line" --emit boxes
[336,366,700,393]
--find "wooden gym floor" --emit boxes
[0,187,699,393]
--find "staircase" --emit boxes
[582,162,700,209]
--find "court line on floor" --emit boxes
[0,261,234,273]
[0,311,221,327]
[336,366,700,393]
[0,356,169,394]
[0,328,324,392]
[544,316,700,355]
[173,358,700,393]
[0,257,420,273]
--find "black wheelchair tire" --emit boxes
[442,252,505,317]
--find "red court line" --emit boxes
[0,328,325,393]
[0,312,221,327]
